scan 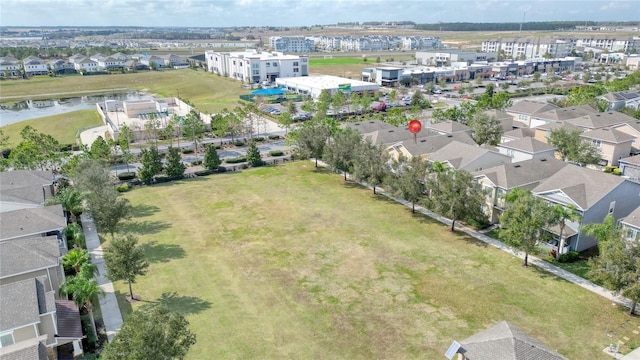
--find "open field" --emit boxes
[0,109,103,147]
[111,162,638,359]
[0,70,250,114]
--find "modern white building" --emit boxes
[205,49,309,83]
[275,75,379,99]
[269,36,315,53]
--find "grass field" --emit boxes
[0,109,103,147]
[110,162,639,359]
[0,70,250,114]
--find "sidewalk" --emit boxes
[81,213,124,342]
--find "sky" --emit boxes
[2,0,639,28]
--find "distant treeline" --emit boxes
[415,21,600,31]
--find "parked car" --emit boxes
[372,102,387,112]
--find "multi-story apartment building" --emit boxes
[483,35,640,59]
[401,36,441,50]
[205,49,308,83]
[269,36,315,53]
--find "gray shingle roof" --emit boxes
[0,170,52,190]
[0,205,66,241]
[620,154,640,166]
[0,279,40,331]
[532,165,625,210]
[565,112,633,129]
[459,321,568,360]
[392,132,477,157]
[507,100,559,115]
[428,141,511,171]
[425,120,472,134]
[0,336,49,360]
[473,157,567,190]
[503,128,536,140]
[497,137,555,154]
[620,206,640,229]
[345,120,397,134]
[580,127,635,143]
[534,105,597,122]
[0,236,59,279]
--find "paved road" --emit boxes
[82,213,124,343]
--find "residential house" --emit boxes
[140,55,165,69]
[162,54,189,69]
[612,119,640,154]
[483,109,514,133]
[451,321,567,360]
[473,157,567,224]
[0,277,83,359]
[0,205,67,252]
[386,132,477,161]
[0,236,65,289]
[496,137,556,163]
[427,141,512,172]
[500,128,536,143]
[579,127,634,166]
[620,206,640,243]
[96,56,124,71]
[345,120,438,147]
[0,170,55,213]
[0,56,22,77]
[505,100,559,128]
[532,165,640,252]
[47,59,76,75]
[533,122,580,144]
[563,111,633,131]
[529,105,598,129]
[599,91,640,111]
[110,52,130,62]
[619,154,640,183]
[73,57,99,73]
[22,56,48,76]
[424,121,472,137]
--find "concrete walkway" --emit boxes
[82,213,124,342]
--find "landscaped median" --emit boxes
[110,162,638,359]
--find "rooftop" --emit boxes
[473,157,567,190]
[276,74,379,89]
[0,205,66,241]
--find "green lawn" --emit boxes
[0,109,103,147]
[109,162,638,359]
[0,70,250,114]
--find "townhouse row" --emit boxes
[269,35,442,53]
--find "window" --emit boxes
[293,68,299,73]
[627,228,636,240]
[592,139,602,148]
[273,62,278,67]
[266,63,270,67]
[609,201,616,214]
[293,62,299,66]
[0,332,14,348]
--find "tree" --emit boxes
[46,186,84,223]
[583,215,640,314]
[360,92,372,116]
[318,89,332,106]
[350,92,361,115]
[323,127,362,181]
[139,147,163,182]
[552,205,580,260]
[62,248,91,274]
[499,188,556,266]
[469,113,503,146]
[118,124,134,173]
[203,145,221,171]
[165,146,185,178]
[352,141,389,194]
[384,156,427,213]
[432,101,476,124]
[63,223,86,249]
[427,169,485,231]
[9,125,62,170]
[245,140,263,167]
[59,273,104,340]
[279,112,293,135]
[101,304,196,360]
[331,91,346,120]
[411,90,424,109]
[292,121,331,167]
[183,109,205,157]
[103,233,149,300]
[547,128,601,165]
[89,136,111,161]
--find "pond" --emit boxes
[0,92,153,127]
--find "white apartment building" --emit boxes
[205,49,309,83]
[269,36,315,53]
[483,36,640,60]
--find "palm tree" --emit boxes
[46,187,84,223]
[63,223,86,249]
[62,248,91,274]
[553,205,580,260]
[59,275,104,340]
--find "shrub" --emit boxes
[60,144,73,152]
[254,137,265,142]
[190,160,203,166]
[268,150,284,157]
[154,175,175,183]
[613,168,622,176]
[268,134,280,140]
[115,183,130,192]
[128,179,142,187]
[241,163,249,169]
[194,169,213,176]
[558,251,580,263]
[118,172,137,181]
[604,166,615,173]
[181,148,194,154]
[217,166,227,173]
[225,156,247,164]
[234,141,245,147]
